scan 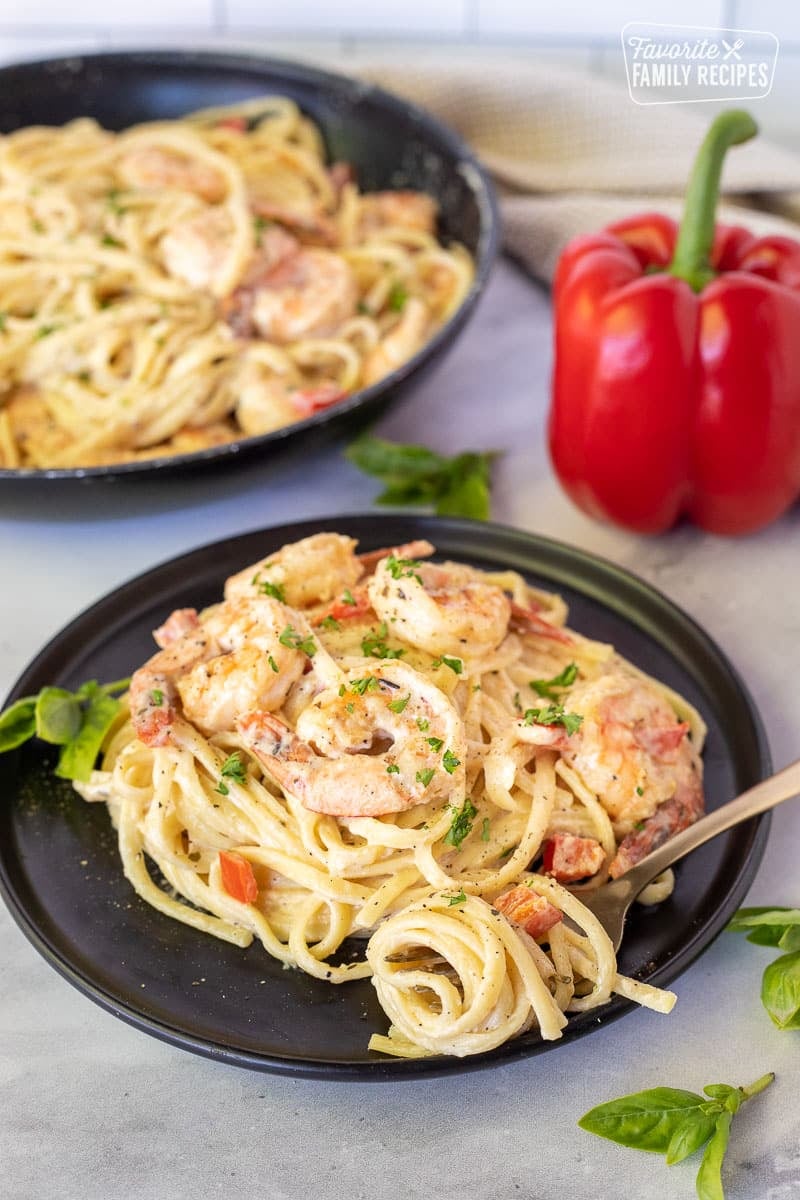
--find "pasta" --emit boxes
[76,532,706,1058]
[0,99,473,469]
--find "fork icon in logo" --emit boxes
[723,37,745,59]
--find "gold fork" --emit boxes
[579,759,800,951]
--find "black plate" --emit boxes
[0,516,770,1079]
[0,52,498,487]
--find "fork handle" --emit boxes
[625,757,800,896]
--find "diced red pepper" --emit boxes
[542,833,605,883]
[290,384,348,418]
[217,116,248,132]
[219,850,259,904]
[493,885,563,939]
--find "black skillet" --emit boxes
[0,52,498,487]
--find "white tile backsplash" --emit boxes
[224,0,468,36]
[0,0,214,28]
[477,0,726,39]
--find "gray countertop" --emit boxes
[2,258,799,1200]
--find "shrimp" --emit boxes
[358,191,437,237]
[116,146,225,203]
[238,660,466,817]
[362,297,430,387]
[559,665,703,856]
[129,595,309,746]
[225,532,364,610]
[235,371,346,437]
[225,243,357,344]
[368,555,512,660]
[159,208,232,291]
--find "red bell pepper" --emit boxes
[549,110,800,535]
[219,850,259,904]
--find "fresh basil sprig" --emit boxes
[345,434,497,521]
[728,906,800,1029]
[0,679,130,782]
[579,1072,774,1200]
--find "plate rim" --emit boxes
[0,50,499,484]
[0,514,772,1079]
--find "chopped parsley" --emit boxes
[149,688,164,706]
[35,324,58,339]
[481,817,491,842]
[215,781,229,796]
[268,654,279,673]
[319,615,341,632]
[416,767,435,788]
[386,764,400,775]
[444,890,467,906]
[278,625,316,656]
[523,703,583,736]
[426,736,444,752]
[361,623,405,659]
[101,233,123,248]
[349,676,381,696]
[356,300,371,315]
[253,214,272,242]
[219,752,247,785]
[387,281,409,312]
[444,798,478,849]
[107,189,126,215]
[256,579,286,603]
[499,845,516,859]
[388,693,410,714]
[432,655,463,675]
[416,717,430,732]
[530,662,578,700]
[636,785,644,796]
[442,748,461,775]
[341,589,357,606]
[385,555,423,584]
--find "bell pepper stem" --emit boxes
[668,109,758,291]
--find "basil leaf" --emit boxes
[761,950,800,1030]
[578,1088,706,1152]
[778,927,800,951]
[703,1085,741,1114]
[729,907,800,948]
[665,1110,719,1165]
[346,436,445,481]
[0,697,37,751]
[346,435,496,522]
[695,1110,732,1200]
[436,466,490,521]
[34,687,82,745]
[54,691,121,783]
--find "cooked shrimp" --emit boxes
[235,371,346,437]
[239,660,466,817]
[560,665,702,843]
[236,247,357,344]
[368,555,511,660]
[358,191,437,237]
[116,146,225,203]
[129,596,309,746]
[362,297,430,386]
[176,597,311,736]
[159,208,232,290]
[225,532,363,610]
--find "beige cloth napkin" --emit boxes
[359,61,800,281]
